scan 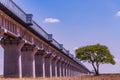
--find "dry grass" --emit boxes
[0,74,120,80]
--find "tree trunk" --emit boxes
[96,63,99,76]
[91,62,99,76]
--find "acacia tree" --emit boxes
[75,44,115,75]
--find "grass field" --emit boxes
[0,74,120,80]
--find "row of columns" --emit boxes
[0,37,84,78]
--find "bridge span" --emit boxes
[0,0,90,78]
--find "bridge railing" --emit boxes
[62,48,69,55]
[31,21,48,40]
[30,21,70,56]
[0,0,26,22]
[51,39,62,49]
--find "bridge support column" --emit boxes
[61,59,65,77]
[1,37,24,78]
[64,63,67,77]
[21,45,38,77]
[56,60,60,77]
[51,56,58,77]
[44,52,55,77]
[35,49,45,77]
[72,67,74,77]
[61,62,63,77]
[69,65,72,77]
[35,55,43,77]
[35,50,55,78]
[49,54,56,77]
[57,60,62,77]
[67,63,70,77]
[72,67,75,77]
[35,49,50,78]
[50,56,55,77]
[63,62,67,77]
[44,58,51,77]
[53,56,60,77]
[64,62,68,77]
[67,64,70,77]
[51,58,56,77]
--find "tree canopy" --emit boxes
[75,44,115,75]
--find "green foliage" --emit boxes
[76,44,115,75]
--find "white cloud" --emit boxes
[73,47,78,50]
[43,18,60,23]
[116,11,120,16]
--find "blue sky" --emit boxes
[0,0,120,74]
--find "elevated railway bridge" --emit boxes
[0,0,90,78]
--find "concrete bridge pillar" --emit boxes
[69,66,71,77]
[50,54,56,77]
[64,63,66,77]
[72,66,74,77]
[60,61,64,77]
[61,59,65,77]
[57,59,61,77]
[54,56,60,77]
[77,70,79,77]
[69,65,71,77]
[44,52,55,77]
[21,45,38,77]
[56,57,61,77]
[35,49,54,78]
[64,62,68,77]
[73,67,75,76]
[68,65,70,77]
[51,56,60,77]
[74,68,76,76]
[63,63,66,77]
[35,48,45,77]
[0,37,25,78]
[66,63,69,77]
[44,57,51,77]
[51,58,56,77]
[67,63,70,77]
[75,70,77,76]
[62,65,65,77]
[70,65,73,77]
[65,63,67,77]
